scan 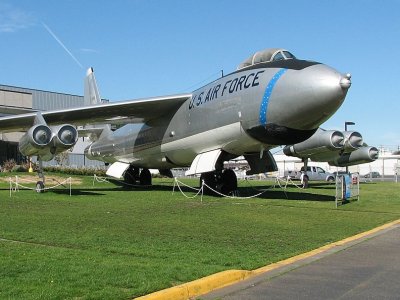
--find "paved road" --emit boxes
[202,223,400,300]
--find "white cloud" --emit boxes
[80,48,100,54]
[0,3,35,33]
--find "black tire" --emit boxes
[36,181,45,193]
[124,166,139,185]
[139,168,152,186]
[200,172,217,194]
[327,176,335,182]
[221,169,237,195]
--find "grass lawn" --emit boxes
[0,173,399,299]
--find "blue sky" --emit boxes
[0,0,399,149]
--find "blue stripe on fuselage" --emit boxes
[259,68,287,126]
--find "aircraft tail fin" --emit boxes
[84,67,102,106]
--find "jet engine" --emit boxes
[52,124,78,150]
[328,146,379,167]
[18,124,78,161]
[282,128,377,166]
[343,131,363,151]
[19,124,53,158]
[283,129,345,157]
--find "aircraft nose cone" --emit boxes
[340,73,352,90]
[300,64,351,128]
[266,64,351,131]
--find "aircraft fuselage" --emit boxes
[86,58,350,169]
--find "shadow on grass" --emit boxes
[32,179,335,202]
[256,189,335,202]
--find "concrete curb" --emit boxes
[134,219,400,300]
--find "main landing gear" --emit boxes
[124,166,152,186]
[200,169,238,195]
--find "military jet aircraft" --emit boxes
[0,48,356,193]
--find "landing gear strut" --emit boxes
[124,166,152,186]
[301,158,309,189]
[200,169,237,196]
[36,158,45,193]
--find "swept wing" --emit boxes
[0,93,191,132]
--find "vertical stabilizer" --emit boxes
[84,67,101,106]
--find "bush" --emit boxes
[43,166,107,176]
[11,165,28,172]
[1,159,17,172]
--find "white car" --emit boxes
[297,166,336,182]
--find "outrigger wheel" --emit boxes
[36,181,45,193]
[36,158,45,193]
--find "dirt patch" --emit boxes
[0,175,82,185]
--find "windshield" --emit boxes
[272,50,296,62]
[282,51,296,59]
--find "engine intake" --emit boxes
[343,131,363,151]
[19,124,53,157]
[52,125,78,149]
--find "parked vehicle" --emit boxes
[333,171,350,177]
[363,171,381,178]
[286,166,335,182]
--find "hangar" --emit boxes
[0,84,104,168]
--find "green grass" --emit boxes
[0,173,399,299]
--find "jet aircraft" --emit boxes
[0,48,375,193]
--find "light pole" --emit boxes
[345,121,355,131]
[344,121,355,173]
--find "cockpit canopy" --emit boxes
[237,48,296,70]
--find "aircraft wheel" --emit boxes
[200,172,217,194]
[139,168,152,185]
[124,166,139,185]
[221,169,237,195]
[36,181,45,193]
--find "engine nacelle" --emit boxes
[19,124,53,157]
[328,146,379,167]
[52,124,78,150]
[283,129,344,157]
[343,131,363,152]
[18,124,78,161]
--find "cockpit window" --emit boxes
[272,52,285,61]
[272,51,296,62]
[237,48,297,70]
[282,51,296,59]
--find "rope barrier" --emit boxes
[92,174,110,186]
[9,176,72,197]
[171,176,295,200]
[172,178,204,201]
